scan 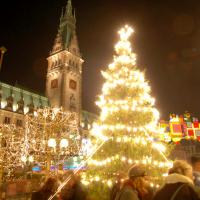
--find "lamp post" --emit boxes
[47,138,69,174]
[26,108,80,175]
[0,46,7,71]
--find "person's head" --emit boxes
[191,154,200,172]
[168,160,193,180]
[128,164,148,188]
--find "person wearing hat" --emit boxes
[152,160,199,200]
[115,164,152,200]
[110,171,127,200]
[191,154,200,187]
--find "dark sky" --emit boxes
[1,0,200,119]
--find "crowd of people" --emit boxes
[31,170,87,200]
[31,154,200,200]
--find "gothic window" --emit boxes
[5,96,13,111]
[51,79,58,89]
[75,63,79,70]
[69,79,77,90]
[73,62,76,67]
[73,48,76,54]
[28,103,35,114]
[1,138,6,148]
[69,60,72,66]
[17,98,24,114]
[16,119,23,127]
[51,62,54,69]
[28,96,35,114]
[39,98,43,109]
[4,117,11,124]
[69,94,76,110]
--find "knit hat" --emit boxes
[128,164,146,178]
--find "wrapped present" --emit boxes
[188,129,194,137]
[193,122,199,128]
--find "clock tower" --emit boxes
[46,0,83,115]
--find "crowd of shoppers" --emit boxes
[31,154,200,200]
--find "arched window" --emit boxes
[51,62,54,69]
[76,63,79,70]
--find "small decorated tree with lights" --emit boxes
[0,108,80,182]
[83,25,172,200]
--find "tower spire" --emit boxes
[65,0,73,17]
[46,0,83,115]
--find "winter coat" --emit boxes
[110,182,121,200]
[61,182,87,200]
[194,171,200,187]
[152,173,199,200]
[31,190,55,200]
[115,185,140,200]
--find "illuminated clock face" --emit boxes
[69,79,77,90]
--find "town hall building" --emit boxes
[0,0,96,130]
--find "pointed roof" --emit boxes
[51,0,76,54]
[65,0,73,17]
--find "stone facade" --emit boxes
[46,0,83,116]
[0,0,96,130]
[0,82,49,127]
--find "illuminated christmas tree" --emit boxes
[83,25,172,200]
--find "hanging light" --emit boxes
[28,156,34,162]
[48,138,56,148]
[21,155,27,163]
[60,139,69,148]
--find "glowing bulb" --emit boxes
[48,138,56,148]
[107,180,113,187]
[118,25,134,41]
[60,139,69,148]
[21,155,27,163]
[28,156,34,162]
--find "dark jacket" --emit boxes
[115,185,140,200]
[61,182,87,200]
[31,190,54,200]
[110,182,121,200]
[115,180,143,200]
[194,171,200,187]
[152,173,199,200]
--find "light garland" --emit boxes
[85,25,171,194]
[0,108,82,180]
[88,154,172,168]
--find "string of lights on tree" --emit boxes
[83,25,172,200]
[0,108,89,180]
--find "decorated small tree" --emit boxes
[83,25,172,200]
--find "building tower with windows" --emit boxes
[0,0,97,130]
[46,0,83,115]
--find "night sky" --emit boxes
[1,0,200,119]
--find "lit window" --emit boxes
[4,117,11,124]
[16,119,23,127]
